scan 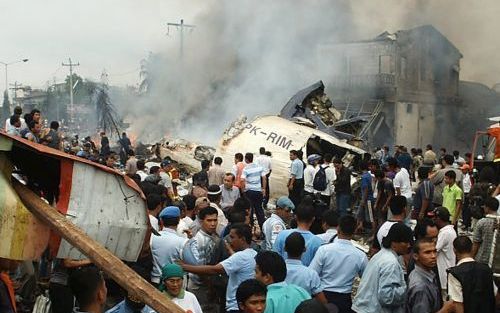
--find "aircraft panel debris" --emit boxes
[0,131,149,262]
[216,115,366,198]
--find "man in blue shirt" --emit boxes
[262,196,294,250]
[352,223,412,313]
[254,251,310,313]
[150,206,188,285]
[241,152,267,231]
[273,205,323,266]
[309,215,367,313]
[284,232,326,302]
[288,150,304,206]
[357,161,375,234]
[180,223,257,313]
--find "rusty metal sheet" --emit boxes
[57,162,148,261]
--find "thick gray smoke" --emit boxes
[120,0,500,145]
[122,0,357,144]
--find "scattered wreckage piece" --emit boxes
[217,115,368,198]
[13,180,184,313]
[155,137,215,173]
[0,131,148,262]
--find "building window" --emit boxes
[379,55,392,74]
[406,103,413,113]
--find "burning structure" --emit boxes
[318,25,463,148]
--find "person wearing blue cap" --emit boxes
[150,206,187,286]
[262,196,294,250]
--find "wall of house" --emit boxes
[319,40,397,98]
[393,101,436,147]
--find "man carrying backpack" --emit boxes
[313,153,336,209]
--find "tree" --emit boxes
[94,82,122,138]
[2,91,10,121]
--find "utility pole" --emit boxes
[9,81,24,107]
[167,19,195,60]
[62,58,80,126]
[166,19,195,107]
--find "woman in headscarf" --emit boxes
[159,264,202,313]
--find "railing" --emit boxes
[331,74,396,89]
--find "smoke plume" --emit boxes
[119,0,500,145]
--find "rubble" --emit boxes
[279,80,369,146]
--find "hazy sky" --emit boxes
[1,0,499,91]
[0,0,207,89]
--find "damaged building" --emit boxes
[318,25,463,149]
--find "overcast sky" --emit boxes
[1,1,499,91]
[0,0,208,89]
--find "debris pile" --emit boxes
[279,80,368,144]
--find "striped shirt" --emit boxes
[241,163,265,192]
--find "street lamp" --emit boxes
[0,58,29,99]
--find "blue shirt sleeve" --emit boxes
[308,246,324,276]
[377,261,407,307]
[359,254,368,277]
[290,161,300,177]
[272,231,286,258]
[310,270,323,295]
[221,251,243,275]
[303,236,322,266]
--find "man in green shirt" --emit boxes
[442,170,463,225]
[254,251,310,313]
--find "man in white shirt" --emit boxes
[4,106,26,132]
[314,153,336,207]
[460,164,472,230]
[447,236,496,312]
[316,209,338,244]
[255,147,272,208]
[255,147,272,176]
[373,196,407,250]
[262,196,294,250]
[388,157,412,219]
[304,154,320,196]
[433,207,457,299]
[177,195,197,238]
[136,159,148,182]
[147,194,162,232]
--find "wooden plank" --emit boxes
[13,180,185,313]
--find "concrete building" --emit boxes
[319,25,463,148]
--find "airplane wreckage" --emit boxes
[0,132,185,313]
[156,81,370,198]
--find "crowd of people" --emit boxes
[1,107,500,313]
